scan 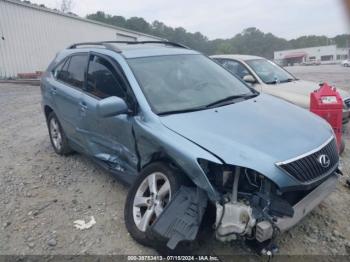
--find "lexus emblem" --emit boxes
[318,154,330,168]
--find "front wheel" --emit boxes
[124,162,183,247]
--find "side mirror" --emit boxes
[97,96,128,117]
[243,74,256,84]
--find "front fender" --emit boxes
[132,115,222,201]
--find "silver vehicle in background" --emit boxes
[211,54,350,153]
[342,59,350,67]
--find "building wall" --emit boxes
[0,0,161,78]
[274,45,349,66]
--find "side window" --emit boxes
[221,59,250,79]
[54,58,69,82]
[64,55,87,89]
[86,55,126,99]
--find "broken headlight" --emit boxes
[198,159,294,219]
[197,158,264,194]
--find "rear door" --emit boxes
[52,53,88,148]
[79,53,138,180]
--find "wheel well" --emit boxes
[141,152,194,186]
[142,152,179,171]
[44,106,53,121]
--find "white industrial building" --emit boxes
[0,0,162,78]
[274,45,350,66]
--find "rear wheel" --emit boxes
[47,112,72,155]
[124,162,184,248]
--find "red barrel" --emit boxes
[310,83,343,151]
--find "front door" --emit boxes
[79,53,138,181]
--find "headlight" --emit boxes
[197,158,265,194]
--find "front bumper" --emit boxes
[275,174,338,232]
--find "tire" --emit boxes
[124,162,185,248]
[47,112,72,155]
[339,137,345,155]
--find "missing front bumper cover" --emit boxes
[275,174,338,232]
[151,186,208,249]
[151,174,338,250]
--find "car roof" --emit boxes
[64,42,200,59]
[120,45,199,59]
[210,54,264,61]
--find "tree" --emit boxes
[125,17,151,34]
[59,0,73,13]
[85,11,350,58]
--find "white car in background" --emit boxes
[342,59,350,67]
[211,54,350,153]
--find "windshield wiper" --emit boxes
[280,78,295,83]
[265,80,277,84]
[266,78,295,84]
[205,93,258,108]
[158,105,208,116]
[158,93,259,115]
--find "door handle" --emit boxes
[79,102,88,113]
[51,87,57,95]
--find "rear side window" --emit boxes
[54,59,68,81]
[55,54,87,89]
[86,55,125,99]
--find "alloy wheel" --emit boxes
[49,117,62,151]
[132,172,171,232]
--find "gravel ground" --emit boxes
[1,64,350,259]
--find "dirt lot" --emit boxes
[1,64,350,259]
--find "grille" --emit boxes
[277,138,339,183]
[345,98,350,108]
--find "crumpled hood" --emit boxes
[160,94,333,174]
[264,80,350,108]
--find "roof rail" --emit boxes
[67,42,122,52]
[103,41,189,49]
[67,41,189,52]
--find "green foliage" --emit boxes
[86,12,350,59]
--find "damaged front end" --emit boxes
[151,159,339,252]
[201,162,296,244]
[208,164,338,248]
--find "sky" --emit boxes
[31,0,350,40]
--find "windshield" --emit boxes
[128,54,254,114]
[245,59,295,84]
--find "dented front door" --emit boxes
[78,53,138,181]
